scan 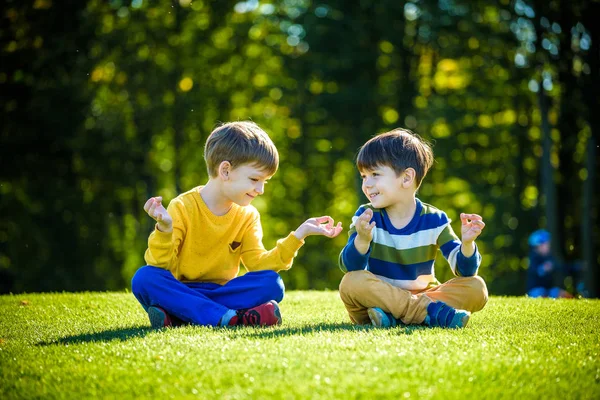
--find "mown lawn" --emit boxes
[0,291,598,399]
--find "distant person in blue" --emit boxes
[526,229,571,298]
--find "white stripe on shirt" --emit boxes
[447,245,460,273]
[371,224,449,250]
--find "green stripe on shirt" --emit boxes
[371,242,438,265]
[437,225,459,246]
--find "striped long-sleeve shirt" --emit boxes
[339,198,481,291]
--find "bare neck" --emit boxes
[385,196,417,230]
[200,179,233,216]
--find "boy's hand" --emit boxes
[143,196,173,233]
[355,208,376,241]
[460,213,485,243]
[294,216,343,240]
[354,208,376,254]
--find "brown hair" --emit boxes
[357,128,434,187]
[204,121,279,177]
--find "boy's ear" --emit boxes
[402,168,416,187]
[218,161,232,180]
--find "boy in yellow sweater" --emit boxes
[131,121,343,328]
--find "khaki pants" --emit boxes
[339,270,488,325]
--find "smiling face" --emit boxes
[223,163,273,206]
[360,165,409,209]
[356,129,434,190]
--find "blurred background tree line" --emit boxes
[1,0,598,296]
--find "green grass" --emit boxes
[1,291,599,399]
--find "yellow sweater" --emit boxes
[144,186,305,284]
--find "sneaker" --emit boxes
[147,306,173,329]
[228,300,282,326]
[424,301,470,329]
[368,307,398,328]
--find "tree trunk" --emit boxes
[538,86,561,262]
[581,2,600,297]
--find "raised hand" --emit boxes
[353,208,376,255]
[294,216,343,240]
[460,213,485,243]
[143,196,173,233]
[355,208,376,242]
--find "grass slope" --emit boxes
[1,291,599,399]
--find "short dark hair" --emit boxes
[204,121,279,177]
[357,128,434,187]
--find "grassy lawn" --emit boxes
[1,291,599,399]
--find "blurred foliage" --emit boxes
[1,0,598,295]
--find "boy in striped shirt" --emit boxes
[338,129,488,328]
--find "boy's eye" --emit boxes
[250,178,259,182]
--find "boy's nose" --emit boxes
[255,183,264,194]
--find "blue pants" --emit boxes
[131,266,285,326]
[528,286,562,298]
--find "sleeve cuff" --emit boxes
[278,232,305,259]
[342,236,370,271]
[457,243,481,276]
[150,225,173,243]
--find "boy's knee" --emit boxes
[339,270,372,298]
[254,270,285,302]
[269,272,285,302]
[131,266,159,294]
[467,275,488,312]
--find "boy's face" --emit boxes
[224,163,273,206]
[360,165,407,209]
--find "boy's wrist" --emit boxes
[461,241,476,257]
[156,223,173,233]
[354,235,371,255]
[293,227,307,241]
[355,233,371,244]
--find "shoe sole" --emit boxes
[270,300,282,325]
[449,312,471,329]
[148,307,168,329]
[457,312,470,328]
[368,308,390,328]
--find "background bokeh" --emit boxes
[1,0,598,296]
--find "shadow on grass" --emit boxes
[37,326,153,346]
[236,322,426,338]
[37,322,427,345]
